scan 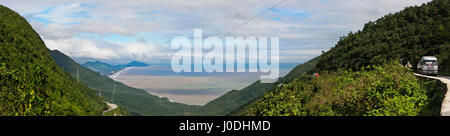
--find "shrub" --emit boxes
[242,61,439,116]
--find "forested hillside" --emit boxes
[241,62,445,116]
[0,5,106,115]
[315,0,450,75]
[239,0,449,116]
[50,50,200,115]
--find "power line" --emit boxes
[222,0,288,37]
[212,0,268,33]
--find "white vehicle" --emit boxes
[417,56,438,76]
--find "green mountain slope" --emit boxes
[194,58,318,115]
[241,62,445,116]
[315,0,450,75]
[0,5,106,115]
[50,50,200,115]
[239,0,449,116]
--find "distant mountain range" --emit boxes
[82,60,148,76]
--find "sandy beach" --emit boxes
[109,67,135,79]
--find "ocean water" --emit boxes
[112,64,297,105]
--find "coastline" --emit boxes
[109,67,135,79]
[107,66,182,104]
[108,66,292,105]
[145,89,227,106]
[108,67,181,104]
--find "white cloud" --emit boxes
[44,38,119,60]
[43,36,174,63]
[2,0,433,63]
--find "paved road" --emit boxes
[414,73,450,116]
[102,101,118,115]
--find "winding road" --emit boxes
[414,73,450,116]
[108,67,134,79]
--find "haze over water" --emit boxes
[112,64,296,105]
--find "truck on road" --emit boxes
[417,56,438,76]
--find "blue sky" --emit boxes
[1,0,432,65]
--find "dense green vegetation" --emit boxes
[241,62,445,116]
[194,58,318,115]
[239,0,449,116]
[50,50,200,115]
[315,0,450,75]
[82,61,148,76]
[418,77,447,115]
[0,5,106,115]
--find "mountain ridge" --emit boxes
[0,5,106,115]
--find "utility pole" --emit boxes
[77,66,80,83]
[112,84,116,103]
